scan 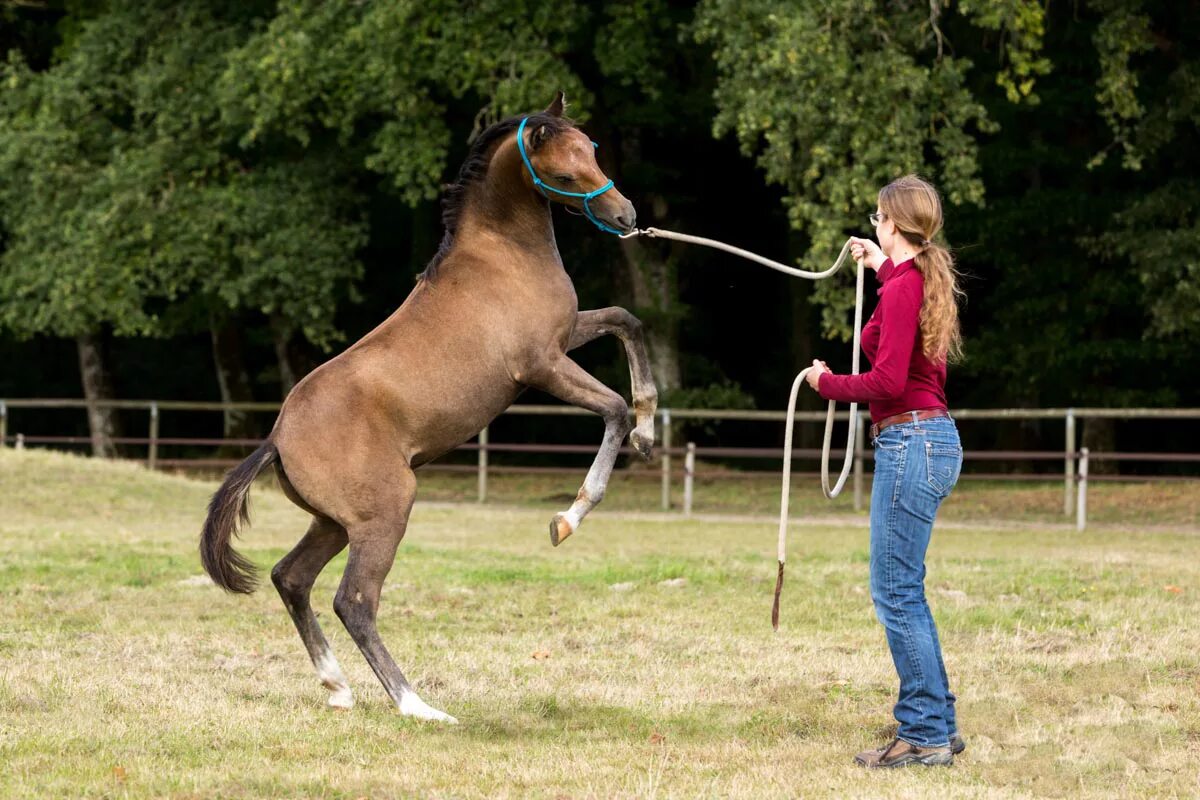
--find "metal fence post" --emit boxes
[0,400,6,448]
[853,409,865,512]
[1076,447,1089,532]
[1065,408,1076,516]
[683,442,696,516]
[477,426,489,503]
[661,408,672,511]
[147,402,159,470]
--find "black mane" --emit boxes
[419,112,574,280]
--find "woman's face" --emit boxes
[873,206,898,256]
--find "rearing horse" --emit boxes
[200,93,657,723]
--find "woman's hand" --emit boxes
[849,236,886,271]
[805,359,829,392]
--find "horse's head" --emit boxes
[517,92,637,235]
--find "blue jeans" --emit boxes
[869,414,963,748]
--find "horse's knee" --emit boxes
[614,308,642,336]
[605,398,631,431]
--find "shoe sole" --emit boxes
[877,753,955,768]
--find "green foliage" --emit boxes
[0,2,366,347]
[663,378,756,410]
[1089,0,1155,170]
[1,0,1198,412]
[220,0,593,199]
[692,0,1002,339]
[1086,1,1200,341]
[957,0,1053,104]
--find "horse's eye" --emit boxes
[555,175,575,184]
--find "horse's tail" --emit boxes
[200,441,279,594]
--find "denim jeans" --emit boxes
[869,414,963,748]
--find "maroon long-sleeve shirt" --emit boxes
[817,257,948,424]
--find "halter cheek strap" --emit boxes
[516,117,621,236]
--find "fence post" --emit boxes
[477,426,489,503]
[660,408,672,511]
[853,409,865,512]
[15,433,24,451]
[147,402,159,470]
[1065,408,1076,516]
[1076,447,1089,532]
[683,442,696,517]
[0,400,6,448]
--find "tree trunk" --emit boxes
[269,314,302,398]
[76,331,122,458]
[618,232,683,395]
[1082,417,1117,475]
[210,319,260,444]
[607,126,683,397]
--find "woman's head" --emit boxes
[875,175,964,364]
[875,175,942,254]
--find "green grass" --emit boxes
[2,448,1199,798]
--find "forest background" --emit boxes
[1,0,1196,465]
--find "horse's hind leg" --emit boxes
[271,516,354,708]
[527,354,631,546]
[333,466,456,723]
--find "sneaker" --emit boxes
[855,737,954,768]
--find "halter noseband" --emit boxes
[516,117,621,236]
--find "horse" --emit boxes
[200,93,658,723]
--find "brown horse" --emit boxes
[200,93,657,723]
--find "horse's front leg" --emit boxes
[568,307,657,460]
[525,354,631,546]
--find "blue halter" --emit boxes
[516,116,621,235]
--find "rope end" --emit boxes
[771,560,784,631]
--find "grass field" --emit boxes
[2,448,1198,798]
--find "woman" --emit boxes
[806,175,965,768]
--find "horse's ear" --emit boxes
[545,91,565,118]
[532,124,552,148]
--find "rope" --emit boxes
[620,227,865,629]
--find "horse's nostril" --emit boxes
[616,213,636,230]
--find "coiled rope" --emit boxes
[620,227,865,629]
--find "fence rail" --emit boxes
[3,399,1199,531]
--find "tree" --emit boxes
[0,1,367,445]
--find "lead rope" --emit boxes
[620,227,865,629]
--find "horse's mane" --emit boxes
[419,112,574,281]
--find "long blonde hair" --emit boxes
[878,175,964,364]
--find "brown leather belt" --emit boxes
[870,408,950,440]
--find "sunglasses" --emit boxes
[869,212,886,226]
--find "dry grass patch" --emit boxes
[1,448,1198,798]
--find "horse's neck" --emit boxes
[455,142,564,275]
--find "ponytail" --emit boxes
[913,241,964,364]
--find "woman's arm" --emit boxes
[817,274,921,402]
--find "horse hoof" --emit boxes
[399,691,459,724]
[550,514,574,546]
[632,436,653,461]
[327,687,354,710]
[630,428,654,461]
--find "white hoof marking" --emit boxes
[399,691,458,724]
[316,650,354,708]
